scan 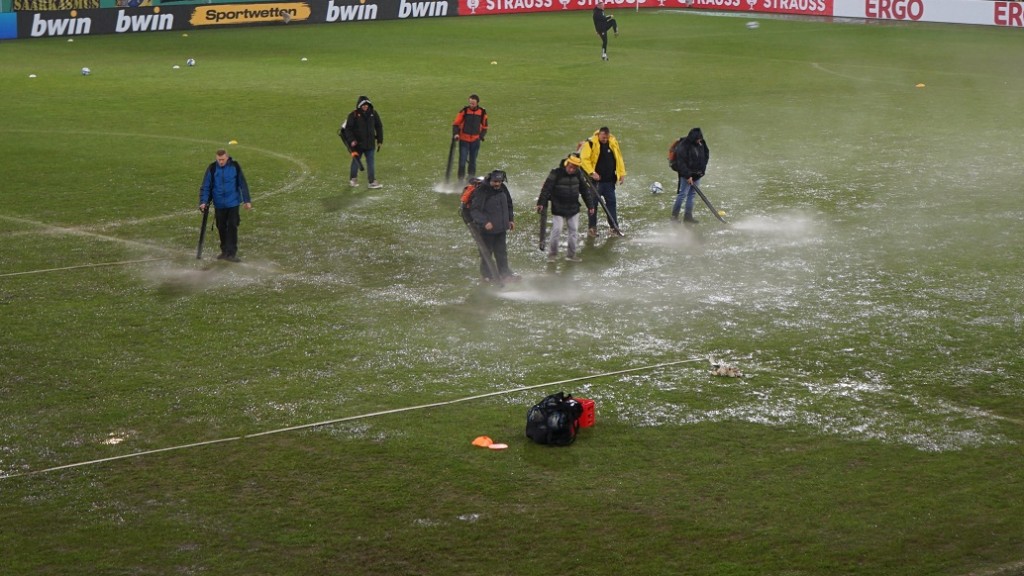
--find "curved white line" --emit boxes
[0,129,311,270]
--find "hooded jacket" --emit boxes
[342,95,384,152]
[675,127,710,180]
[593,6,613,33]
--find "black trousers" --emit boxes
[214,205,241,257]
[479,231,511,279]
[598,18,617,50]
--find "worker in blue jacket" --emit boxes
[199,149,252,262]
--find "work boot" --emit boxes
[671,213,681,224]
[588,227,598,238]
[349,178,358,187]
[683,212,699,224]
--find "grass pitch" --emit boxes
[1,12,1023,576]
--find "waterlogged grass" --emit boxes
[2,12,1023,576]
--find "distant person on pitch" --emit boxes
[670,127,710,224]
[468,170,517,283]
[536,154,595,263]
[593,0,618,61]
[342,95,384,189]
[578,126,626,237]
[452,94,489,182]
[198,149,252,262]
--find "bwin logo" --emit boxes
[398,0,448,18]
[115,10,174,33]
[326,0,378,22]
[30,12,91,37]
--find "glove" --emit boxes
[351,151,359,159]
[376,143,381,152]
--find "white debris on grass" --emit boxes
[606,367,1011,452]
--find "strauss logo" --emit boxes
[745,0,757,8]
[467,0,479,12]
[559,0,570,8]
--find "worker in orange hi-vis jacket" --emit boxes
[452,94,489,183]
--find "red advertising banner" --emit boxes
[458,0,567,16]
[682,0,832,15]
[456,0,834,17]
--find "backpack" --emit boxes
[460,182,477,207]
[525,392,584,446]
[459,178,485,223]
[667,137,686,173]
[337,119,348,142]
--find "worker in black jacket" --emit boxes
[671,127,710,224]
[342,95,384,189]
[469,170,516,282]
[536,154,595,263]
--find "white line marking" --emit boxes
[0,129,310,273]
[0,213,177,254]
[0,257,171,278]
[0,359,705,479]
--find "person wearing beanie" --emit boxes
[536,153,595,263]
[452,94,489,182]
[467,170,517,283]
[341,95,385,189]
[578,126,626,237]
